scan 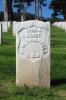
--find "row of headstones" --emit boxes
[0,21,11,44]
[0,21,25,44]
[52,22,66,32]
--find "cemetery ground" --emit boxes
[0,26,66,100]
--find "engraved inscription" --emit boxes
[18,25,49,60]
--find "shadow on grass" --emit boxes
[51,79,66,86]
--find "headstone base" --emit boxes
[16,56,50,87]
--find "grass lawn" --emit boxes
[0,26,66,100]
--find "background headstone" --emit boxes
[2,22,8,32]
[16,20,50,87]
[52,22,66,32]
[13,21,19,36]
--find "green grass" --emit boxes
[0,26,66,100]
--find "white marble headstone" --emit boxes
[2,22,8,32]
[52,22,66,32]
[13,21,19,36]
[16,20,50,87]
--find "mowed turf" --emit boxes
[0,26,66,100]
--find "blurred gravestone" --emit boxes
[13,21,16,36]
[52,22,66,32]
[16,20,50,87]
[13,21,20,36]
[2,22,8,32]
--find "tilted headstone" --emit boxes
[2,22,8,32]
[0,22,1,44]
[16,20,50,87]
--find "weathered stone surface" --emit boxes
[16,20,50,87]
